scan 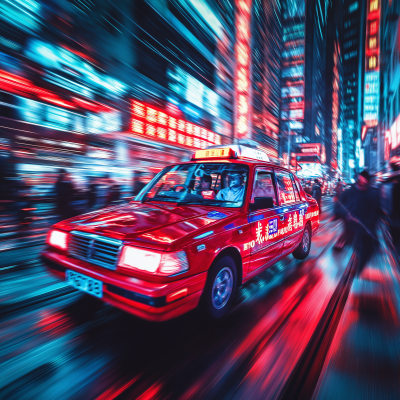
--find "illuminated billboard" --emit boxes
[363,0,381,128]
[168,66,220,117]
[131,100,221,149]
[296,163,323,178]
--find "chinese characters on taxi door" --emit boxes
[244,208,313,251]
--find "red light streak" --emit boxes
[361,125,368,141]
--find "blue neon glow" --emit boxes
[194,231,214,239]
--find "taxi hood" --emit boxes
[58,202,239,249]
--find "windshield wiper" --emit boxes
[141,195,178,203]
[177,199,234,206]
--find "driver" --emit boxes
[195,175,212,193]
[216,171,245,202]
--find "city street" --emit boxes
[1,197,399,400]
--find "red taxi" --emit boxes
[41,145,319,321]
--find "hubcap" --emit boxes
[212,267,233,310]
[303,228,310,252]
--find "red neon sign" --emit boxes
[131,100,221,149]
[235,0,252,139]
[363,0,380,127]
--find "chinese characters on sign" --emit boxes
[131,100,221,149]
[363,0,380,127]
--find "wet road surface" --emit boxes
[0,198,399,399]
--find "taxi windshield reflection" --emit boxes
[136,163,249,208]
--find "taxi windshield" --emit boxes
[136,163,249,208]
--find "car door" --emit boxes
[274,170,306,255]
[248,168,284,274]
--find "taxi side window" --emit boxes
[275,171,296,204]
[290,174,301,202]
[252,170,277,206]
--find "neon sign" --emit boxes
[298,143,321,156]
[332,42,340,170]
[363,0,380,127]
[234,0,252,139]
[388,114,400,151]
[131,100,221,149]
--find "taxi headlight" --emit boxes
[118,246,189,276]
[47,230,68,250]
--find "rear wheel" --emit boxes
[292,224,311,260]
[202,256,237,319]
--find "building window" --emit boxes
[344,50,358,60]
[370,21,378,35]
[369,37,377,49]
[344,39,354,49]
[349,2,358,13]
[370,0,378,12]
[368,55,377,69]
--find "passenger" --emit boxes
[253,179,275,199]
[216,172,245,202]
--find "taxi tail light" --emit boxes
[47,230,68,250]
[119,247,189,276]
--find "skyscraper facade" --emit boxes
[280,0,306,166]
[341,0,366,176]
[251,0,283,158]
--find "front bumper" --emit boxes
[41,250,207,321]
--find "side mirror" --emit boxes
[250,197,274,211]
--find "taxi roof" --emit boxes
[192,145,270,163]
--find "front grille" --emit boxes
[69,231,122,270]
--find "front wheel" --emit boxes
[202,256,237,319]
[292,224,311,260]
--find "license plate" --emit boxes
[66,270,103,298]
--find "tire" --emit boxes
[292,223,312,260]
[202,256,237,319]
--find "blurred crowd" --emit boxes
[0,166,152,235]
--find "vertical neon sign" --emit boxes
[332,42,340,170]
[235,0,252,139]
[363,0,380,128]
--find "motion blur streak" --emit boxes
[1,199,400,400]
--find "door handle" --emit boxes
[279,214,285,221]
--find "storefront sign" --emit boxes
[298,143,321,156]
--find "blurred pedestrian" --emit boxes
[312,179,322,214]
[132,171,146,197]
[334,178,344,199]
[87,179,97,210]
[335,170,382,275]
[106,183,121,206]
[55,169,74,221]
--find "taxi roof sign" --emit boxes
[192,145,269,162]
